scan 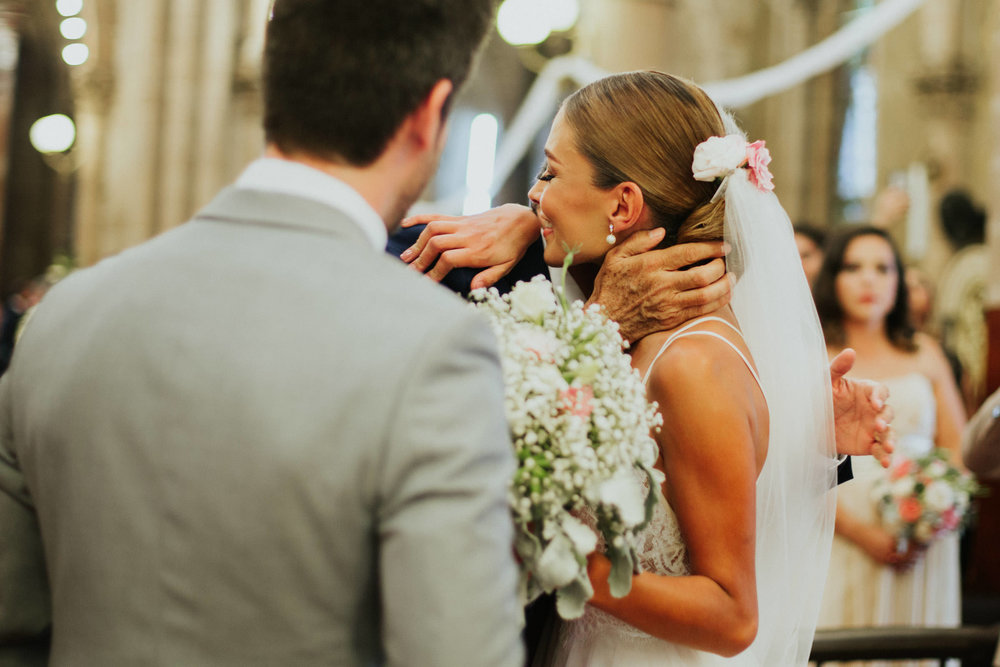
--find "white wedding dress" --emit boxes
[549,318,762,666]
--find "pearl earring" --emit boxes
[606,223,616,245]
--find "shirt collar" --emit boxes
[234,158,387,251]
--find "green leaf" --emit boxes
[607,544,635,598]
[555,574,594,619]
[640,464,660,530]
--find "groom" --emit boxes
[0,1,524,666]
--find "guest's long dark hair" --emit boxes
[812,225,916,351]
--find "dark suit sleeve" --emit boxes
[0,375,52,664]
[386,225,548,297]
[836,456,853,485]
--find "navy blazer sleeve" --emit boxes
[386,224,548,297]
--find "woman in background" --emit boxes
[814,226,967,664]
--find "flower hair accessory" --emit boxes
[692,135,775,199]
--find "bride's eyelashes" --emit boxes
[535,162,555,182]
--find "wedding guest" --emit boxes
[814,226,967,650]
[793,222,826,287]
[0,2,524,666]
[905,266,935,333]
[0,277,48,376]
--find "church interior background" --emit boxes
[3,0,1000,648]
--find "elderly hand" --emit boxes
[588,228,733,343]
[399,204,541,288]
[829,349,895,465]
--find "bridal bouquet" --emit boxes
[872,448,984,549]
[470,273,662,619]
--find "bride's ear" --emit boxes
[609,182,645,232]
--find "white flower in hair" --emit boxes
[691,134,747,182]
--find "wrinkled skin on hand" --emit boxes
[587,228,733,343]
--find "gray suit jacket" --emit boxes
[0,187,524,666]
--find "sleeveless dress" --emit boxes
[549,317,762,667]
[817,373,961,667]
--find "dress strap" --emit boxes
[640,317,762,392]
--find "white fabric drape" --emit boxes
[414,0,928,214]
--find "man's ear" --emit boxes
[408,79,454,151]
[609,182,646,232]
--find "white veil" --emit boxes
[715,111,839,665]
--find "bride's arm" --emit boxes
[586,339,761,657]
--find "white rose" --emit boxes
[561,514,598,555]
[514,327,559,362]
[692,135,747,182]
[592,471,646,527]
[891,476,916,498]
[924,481,955,513]
[509,280,558,322]
[925,460,948,478]
[534,532,582,589]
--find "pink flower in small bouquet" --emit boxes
[872,448,985,549]
[898,497,923,523]
[940,507,960,532]
[889,459,916,481]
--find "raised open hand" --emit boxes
[829,348,895,465]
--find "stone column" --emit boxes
[72,0,266,267]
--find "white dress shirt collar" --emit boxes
[234,158,387,251]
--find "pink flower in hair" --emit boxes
[745,140,774,193]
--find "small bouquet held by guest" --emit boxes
[872,448,984,552]
[470,270,662,619]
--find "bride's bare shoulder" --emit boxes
[644,334,749,407]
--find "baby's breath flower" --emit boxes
[470,275,661,618]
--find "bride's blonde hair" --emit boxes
[561,71,726,246]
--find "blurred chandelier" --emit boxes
[496,0,579,71]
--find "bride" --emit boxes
[518,71,838,665]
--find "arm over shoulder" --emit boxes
[376,311,523,667]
